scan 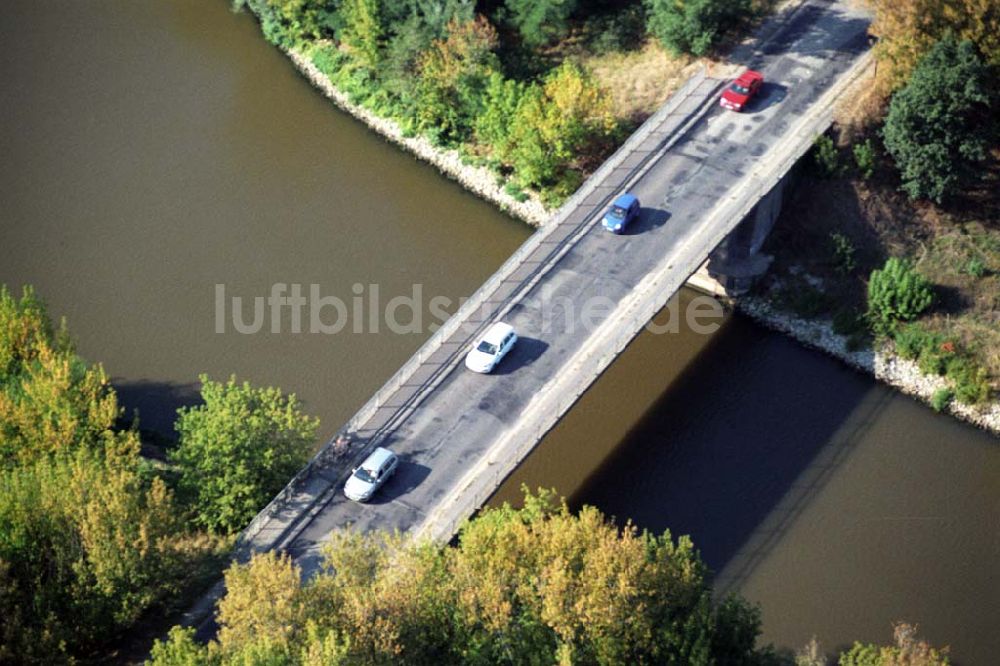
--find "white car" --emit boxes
[344,447,398,502]
[465,322,518,373]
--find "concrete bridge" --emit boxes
[230,0,874,579]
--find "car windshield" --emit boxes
[609,205,627,220]
[477,340,498,355]
[354,467,377,483]
[730,82,750,95]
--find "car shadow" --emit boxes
[367,459,431,504]
[624,209,672,236]
[491,336,549,376]
[747,82,788,113]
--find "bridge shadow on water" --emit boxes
[568,313,888,594]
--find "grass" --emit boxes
[582,39,696,124]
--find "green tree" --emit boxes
[414,16,500,143]
[0,446,179,659]
[474,72,527,150]
[171,374,319,533]
[645,0,752,56]
[0,284,131,468]
[869,0,1000,91]
[882,38,995,203]
[341,0,384,69]
[503,0,579,48]
[503,62,616,191]
[866,258,934,336]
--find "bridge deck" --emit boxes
[237,0,873,579]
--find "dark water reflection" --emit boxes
[493,305,999,664]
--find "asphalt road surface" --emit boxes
[284,0,872,577]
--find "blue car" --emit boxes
[602,192,640,234]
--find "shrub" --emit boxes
[866,258,934,336]
[504,181,529,202]
[645,0,752,56]
[588,5,647,54]
[892,323,939,360]
[503,0,579,48]
[930,387,954,412]
[829,232,857,275]
[965,257,986,278]
[311,44,346,78]
[951,362,991,405]
[852,138,876,179]
[812,134,842,178]
[882,38,995,203]
[917,341,951,376]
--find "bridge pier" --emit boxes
[687,168,793,296]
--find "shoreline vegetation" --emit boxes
[232,0,721,226]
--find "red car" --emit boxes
[720,70,764,112]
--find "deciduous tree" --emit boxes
[150,490,772,665]
[171,374,319,533]
[415,16,500,143]
[869,0,1000,91]
[882,38,995,202]
[645,0,752,56]
[503,0,579,48]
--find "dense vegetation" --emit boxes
[0,285,318,662]
[172,375,319,533]
[234,0,763,204]
[150,490,776,665]
[882,38,996,203]
[762,0,999,409]
[2,0,991,659]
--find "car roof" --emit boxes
[482,321,514,344]
[612,192,637,207]
[361,446,396,469]
[736,70,763,84]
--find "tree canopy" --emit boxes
[882,38,996,203]
[150,490,775,665]
[171,374,319,533]
[869,0,1000,91]
[645,0,752,56]
[0,285,188,661]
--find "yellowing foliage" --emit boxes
[869,0,1000,91]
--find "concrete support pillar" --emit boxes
[699,169,791,295]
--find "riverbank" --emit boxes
[737,293,1000,435]
[285,48,550,227]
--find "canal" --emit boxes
[1,1,997,663]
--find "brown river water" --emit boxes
[1,2,997,663]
